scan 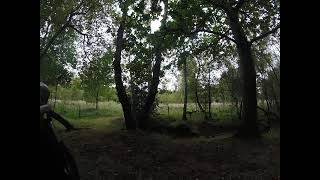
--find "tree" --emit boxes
[179,52,188,121]
[168,0,280,137]
[113,0,172,130]
[40,0,100,61]
[254,36,280,120]
[80,50,113,110]
[40,48,74,107]
[217,66,243,120]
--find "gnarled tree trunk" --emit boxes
[138,0,169,129]
[227,10,259,137]
[113,4,136,130]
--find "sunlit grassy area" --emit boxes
[52,100,242,122]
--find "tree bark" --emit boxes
[138,46,163,129]
[95,90,99,110]
[113,4,136,130]
[227,10,260,137]
[263,86,271,112]
[182,56,188,121]
[270,83,280,115]
[208,66,213,120]
[138,0,169,129]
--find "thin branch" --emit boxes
[198,29,237,44]
[42,23,51,40]
[68,24,88,37]
[40,0,86,60]
[250,25,280,44]
[40,22,71,60]
[166,26,236,44]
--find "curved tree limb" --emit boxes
[40,22,71,61]
[40,0,86,61]
[68,24,88,37]
[249,25,280,44]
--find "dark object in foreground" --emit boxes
[48,111,77,132]
[148,119,199,138]
[41,113,80,180]
[40,82,79,180]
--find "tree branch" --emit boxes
[68,24,88,37]
[234,0,245,10]
[250,25,280,44]
[197,29,237,44]
[40,22,71,60]
[40,0,86,61]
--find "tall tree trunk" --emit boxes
[208,66,212,120]
[227,10,259,137]
[113,4,136,130]
[263,87,271,112]
[195,60,209,120]
[138,0,169,129]
[95,89,99,110]
[138,46,163,129]
[267,60,280,87]
[182,56,188,121]
[270,83,280,115]
[239,100,243,120]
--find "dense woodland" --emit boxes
[40,0,280,179]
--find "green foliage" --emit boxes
[158,91,183,104]
[40,56,73,86]
[80,50,113,103]
[41,0,280,132]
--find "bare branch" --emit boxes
[68,24,88,37]
[250,25,280,44]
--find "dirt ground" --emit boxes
[60,122,280,180]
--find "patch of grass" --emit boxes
[52,100,272,135]
[53,100,123,119]
[53,116,124,134]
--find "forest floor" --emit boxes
[57,118,280,180]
